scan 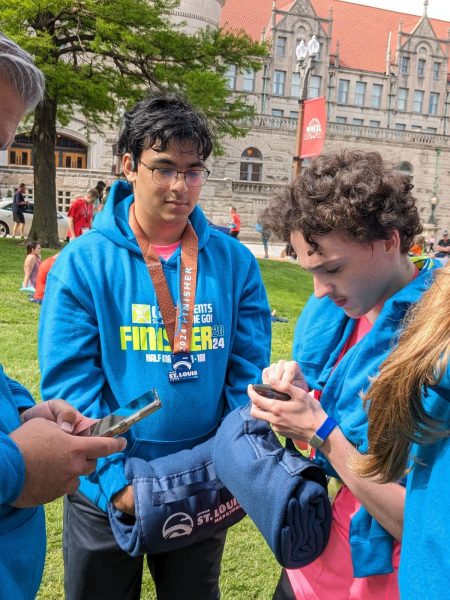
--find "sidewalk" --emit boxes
[241,239,290,261]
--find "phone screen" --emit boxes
[80,389,162,437]
[252,384,291,401]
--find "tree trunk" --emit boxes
[30,95,60,248]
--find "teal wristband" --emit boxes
[308,416,338,449]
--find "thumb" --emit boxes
[81,435,127,459]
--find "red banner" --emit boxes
[300,96,327,159]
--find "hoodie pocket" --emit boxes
[125,427,216,461]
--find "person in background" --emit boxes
[67,188,99,239]
[0,31,127,600]
[39,92,271,600]
[93,184,111,218]
[255,222,270,258]
[249,149,437,600]
[22,240,41,291]
[434,228,450,265]
[229,205,241,238]
[261,226,270,259]
[31,252,60,304]
[95,180,106,202]
[409,234,426,256]
[360,264,450,600]
[93,180,106,214]
[12,182,28,238]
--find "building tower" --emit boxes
[172,0,224,34]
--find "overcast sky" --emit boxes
[347,1,450,21]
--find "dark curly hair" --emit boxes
[117,92,213,169]
[260,148,422,253]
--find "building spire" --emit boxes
[423,0,428,17]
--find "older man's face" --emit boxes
[0,77,27,150]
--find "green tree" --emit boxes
[0,0,267,246]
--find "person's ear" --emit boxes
[123,153,137,183]
[384,230,401,254]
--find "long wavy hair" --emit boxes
[359,266,450,482]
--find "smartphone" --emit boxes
[81,391,162,437]
[252,384,291,401]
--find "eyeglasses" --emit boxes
[138,160,210,187]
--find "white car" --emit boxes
[0,199,68,240]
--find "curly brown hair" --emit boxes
[260,148,422,253]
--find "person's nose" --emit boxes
[170,172,189,192]
[313,276,333,299]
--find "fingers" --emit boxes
[263,360,302,386]
[50,400,79,433]
[78,435,127,460]
[247,384,277,415]
[35,399,78,432]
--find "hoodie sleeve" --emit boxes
[39,267,129,504]
[4,372,35,412]
[0,367,30,504]
[0,434,26,505]
[223,254,271,412]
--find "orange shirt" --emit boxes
[34,255,58,301]
[230,213,241,232]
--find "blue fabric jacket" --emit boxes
[0,366,46,600]
[214,403,332,568]
[292,258,437,577]
[39,180,271,512]
[400,367,450,598]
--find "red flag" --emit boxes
[300,96,327,159]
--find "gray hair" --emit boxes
[0,32,45,111]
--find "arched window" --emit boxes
[239,147,263,182]
[8,133,88,169]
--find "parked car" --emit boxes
[0,199,68,240]
[206,218,229,235]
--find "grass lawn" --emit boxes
[0,238,313,600]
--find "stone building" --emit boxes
[1,0,449,239]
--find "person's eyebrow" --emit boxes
[149,157,205,168]
[300,259,336,272]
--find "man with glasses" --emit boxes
[39,93,271,600]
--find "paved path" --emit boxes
[241,239,292,261]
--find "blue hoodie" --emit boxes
[400,367,450,599]
[293,258,437,577]
[39,180,271,511]
[0,366,46,600]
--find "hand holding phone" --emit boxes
[252,384,291,401]
[80,390,162,437]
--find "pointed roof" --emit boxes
[220,0,450,73]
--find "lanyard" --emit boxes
[129,204,198,354]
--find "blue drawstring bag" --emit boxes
[108,435,245,556]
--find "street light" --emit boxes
[293,35,320,179]
[429,195,439,225]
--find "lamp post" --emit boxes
[429,195,439,226]
[293,35,320,180]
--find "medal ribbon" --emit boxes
[129,204,198,353]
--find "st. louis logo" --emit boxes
[162,512,194,539]
[172,353,193,371]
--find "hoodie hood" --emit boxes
[93,179,212,251]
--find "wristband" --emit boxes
[308,416,338,449]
